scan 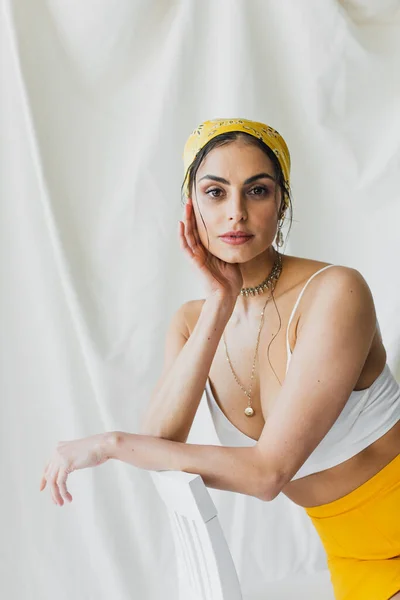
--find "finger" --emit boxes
[188,200,203,247]
[39,460,52,491]
[191,219,201,245]
[57,468,73,503]
[178,221,189,250]
[178,221,194,258]
[49,467,64,506]
[180,207,205,267]
[184,203,197,250]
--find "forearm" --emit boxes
[141,295,234,441]
[108,431,278,501]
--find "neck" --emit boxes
[234,247,280,317]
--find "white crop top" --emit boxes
[204,265,400,481]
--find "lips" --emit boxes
[221,234,252,238]
[220,231,253,238]
[219,233,254,245]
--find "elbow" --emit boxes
[139,411,162,437]
[139,403,166,437]
[139,416,165,439]
[256,476,283,502]
[253,457,286,502]
[138,423,160,437]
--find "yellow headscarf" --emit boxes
[182,117,291,207]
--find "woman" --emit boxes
[40,118,400,600]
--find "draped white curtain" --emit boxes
[2,0,400,598]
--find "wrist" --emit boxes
[104,431,123,459]
[205,291,237,312]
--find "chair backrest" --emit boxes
[150,470,243,600]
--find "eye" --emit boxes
[206,188,223,199]
[249,186,270,196]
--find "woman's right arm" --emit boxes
[139,294,234,442]
[140,196,242,442]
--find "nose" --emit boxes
[228,191,248,222]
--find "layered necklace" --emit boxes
[222,251,283,417]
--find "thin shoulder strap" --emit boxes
[285,264,337,360]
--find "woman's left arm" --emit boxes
[40,267,376,506]
[254,266,376,489]
[109,268,376,498]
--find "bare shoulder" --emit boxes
[302,262,372,301]
[283,254,371,298]
[178,256,374,334]
[290,258,375,322]
[285,257,386,380]
[283,255,376,344]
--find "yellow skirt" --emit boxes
[304,453,400,600]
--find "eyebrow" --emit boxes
[198,172,276,185]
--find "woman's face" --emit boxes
[191,140,282,263]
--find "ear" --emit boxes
[278,204,286,221]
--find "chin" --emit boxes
[218,255,247,264]
[210,245,262,264]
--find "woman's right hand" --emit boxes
[178,198,243,300]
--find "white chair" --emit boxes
[150,470,335,600]
[150,470,243,600]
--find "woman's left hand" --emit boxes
[39,432,115,506]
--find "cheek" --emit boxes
[254,203,279,229]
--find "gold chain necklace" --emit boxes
[223,251,283,417]
[240,252,283,296]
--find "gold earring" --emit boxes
[276,226,284,247]
[276,213,285,247]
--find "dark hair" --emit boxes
[180,131,293,386]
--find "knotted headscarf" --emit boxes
[182,117,291,207]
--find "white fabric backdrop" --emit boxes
[1,0,400,598]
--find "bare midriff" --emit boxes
[282,419,400,507]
